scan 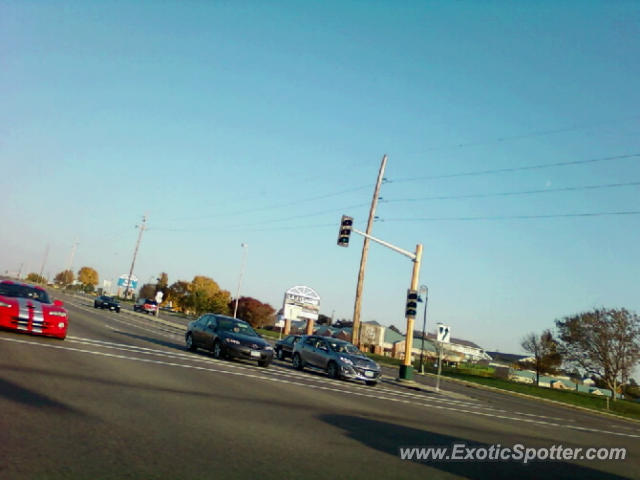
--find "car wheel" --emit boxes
[327,361,340,379]
[94,303,98,308]
[212,340,223,359]
[292,353,304,371]
[258,359,270,368]
[186,333,196,352]
[276,348,285,360]
[365,381,377,387]
[116,308,120,313]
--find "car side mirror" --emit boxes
[319,346,328,352]
[54,300,64,307]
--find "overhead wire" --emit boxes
[391,153,640,183]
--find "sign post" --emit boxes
[435,324,450,392]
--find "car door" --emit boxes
[192,315,210,346]
[202,315,218,350]
[314,338,332,370]
[306,337,327,368]
[299,336,317,365]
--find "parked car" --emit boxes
[185,314,273,367]
[94,295,120,312]
[274,334,302,361]
[292,335,381,386]
[133,298,158,314]
[0,280,68,339]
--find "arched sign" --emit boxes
[283,285,320,321]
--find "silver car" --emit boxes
[292,335,381,386]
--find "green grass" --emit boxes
[427,369,640,421]
[256,328,282,340]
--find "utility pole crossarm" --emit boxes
[352,228,417,261]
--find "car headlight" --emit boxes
[339,356,354,366]
[224,338,240,344]
[264,345,273,350]
[49,311,67,317]
[0,301,11,307]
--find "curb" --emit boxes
[415,371,640,425]
[387,378,473,401]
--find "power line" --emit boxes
[152,203,371,233]
[391,153,640,183]
[166,184,373,223]
[414,115,640,153]
[381,211,640,222]
[385,180,640,203]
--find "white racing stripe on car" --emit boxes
[1,335,638,439]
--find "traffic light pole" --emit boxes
[400,244,422,380]
[349,228,422,380]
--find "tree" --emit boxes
[155,272,169,304]
[26,273,46,284]
[556,308,640,402]
[230,297,276,328]
[167,280,191,312]
[77,267,99,287]
[317,314,332,326]
[189,276,230,316]
[520,330,562,386]
[139,283,156,299]
[54,270,74,286]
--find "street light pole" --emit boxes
[233,243,248,319]
[419,285,428,374]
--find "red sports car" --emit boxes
[0,280,68,339]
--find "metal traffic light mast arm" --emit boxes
[351,228,417,262]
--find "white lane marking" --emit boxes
[67,334,632,426]
[65,335,490,410]
[1,335,638,440]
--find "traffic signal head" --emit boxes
[337,215,353,247]
[406,289,418,317]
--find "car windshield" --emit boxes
[330,342,361,354]
[103,296,113,301]
[0,283,50,303]
[217,318,259,337]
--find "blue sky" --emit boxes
[2,1,639,354]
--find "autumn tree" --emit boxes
[188,276,230,316]
[556,308,640,401]
[167,280,191,312]
[230,297,276,328]
[26,273,46,284]
[54,270,74,286]
[77,267,99,286]
[520,330,562,386]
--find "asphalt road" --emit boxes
[1,293,638,480]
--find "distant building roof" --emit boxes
[384,328,405,344]
[363,320,382,326]
[487,352,529,364]
[425,332,483,349]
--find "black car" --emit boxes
[274,334,302,361]
[185,314,273,367]
[94,295,120,313]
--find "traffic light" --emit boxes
[337,215,353,247]
[406,289,418,317]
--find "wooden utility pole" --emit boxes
[123,215,147,299]
[351,155,387,347]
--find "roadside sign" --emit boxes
[155,291,164,303]
[437,324,451,343]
